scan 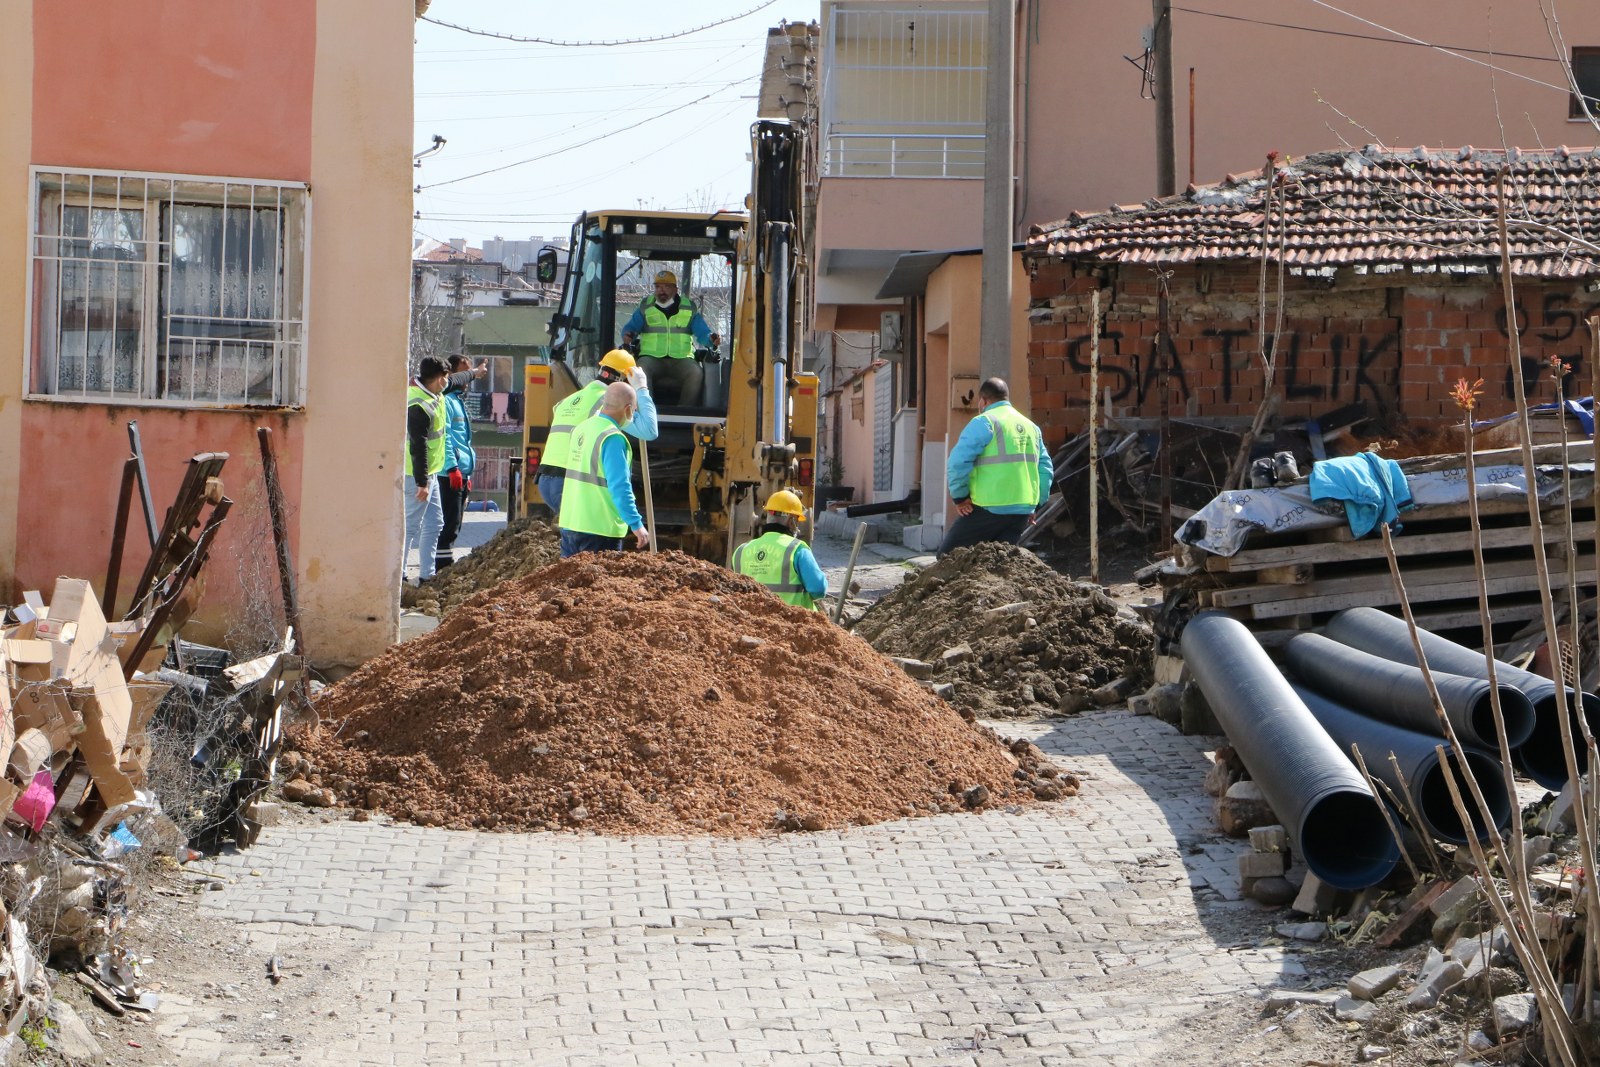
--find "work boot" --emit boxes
[433,554,453,572]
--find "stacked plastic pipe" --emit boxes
[1182,607,1600,890]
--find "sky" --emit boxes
[411,0,818,251]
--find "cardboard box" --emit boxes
[7,729,53,780]
[13,680,79,750]
[74,692,137,809]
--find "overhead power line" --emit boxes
[418,78,754,191]
[419,1,780,47]
[1175,5,1562,63]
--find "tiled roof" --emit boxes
[1027,146,1600,277]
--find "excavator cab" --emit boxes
[525,121,817,561]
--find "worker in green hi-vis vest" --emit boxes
[732,490,829,611]
[557,382,653,558]
[939,377,1054,558]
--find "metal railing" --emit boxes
[822,131,985,178]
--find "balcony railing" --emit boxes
[822,132,985,179]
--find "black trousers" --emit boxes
[936,506,1030,558]
[435,477,469,566]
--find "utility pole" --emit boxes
[451,259,466,359]
[1153,0,1176,197]
[978,0,1015,383]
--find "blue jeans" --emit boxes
[560,529,623,558]
[537,471,565,521]
[936,506,1030,558]
[404,474,445,579]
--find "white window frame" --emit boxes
[26,165,312,409]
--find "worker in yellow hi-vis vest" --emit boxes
[620,270,719,407]
[732,490,828,610]
[939,377,1054,558]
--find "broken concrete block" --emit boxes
[1090,676,1133,707]
[1290,874,1342,917]
[1275,921,1327,942]
[1152,653,1187,686]
[1535,780,1578,834]
[1216,780,1277,836]
[1249,877,1296,907]
[1531,910,1569,941]
[938,644,973,666]
[1179,682,1222,735]
[244,801,284,827]
[1334,996,1377,1023]
[1127,692,1155,716]
[1493,992,1538,1038]
[1203,757,1239,798]
[1239,851,1287,880]
[1264,989,1343,1011]
[1405,960,1465,1010]
[1358,1047,1392,1063]
[930,683,955,701]
[1348,965,1405,1002]
[1430,876,1482,917]
[1523,835,1555,868]
[891,657,934,680]
[1248,825,1288,853]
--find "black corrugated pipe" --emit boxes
[1287,632,1535,751]
[1288,683,1511,846]
[1180,612,1399,890]
[844,489,920,518]
[1323,607,1600,790]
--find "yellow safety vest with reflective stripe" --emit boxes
[405,384,447,479]
[639,298,697,360]
[543,379,606,471]
[969,403,1043,509]
[559,413,631,538]
[732,530,818,610]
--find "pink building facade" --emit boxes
[0,0,415,664]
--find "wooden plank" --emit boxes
[1208,520,1597,573]
[1248,568,1598,619]
[1411,603,1549,632]
[1212,552,1594,608]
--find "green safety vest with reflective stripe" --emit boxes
[638,298,698,360]
[542,379,606,471]
[732,530,818,610]
[969,403,1044,509]
[559,413,632,538]
[405,384,447,479]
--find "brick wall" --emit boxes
[1024,258,1600,447]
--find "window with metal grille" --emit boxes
[1572,48,1600,120]
[822,4,987,178]
[28,168,309,407]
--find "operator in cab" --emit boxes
[732,490,828,611]
[536,348,656,519]
[621,269,719,407]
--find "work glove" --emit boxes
[448,469,464,491]
[629,367,648,391]
[465,475,473,492]
[709,333,721,350]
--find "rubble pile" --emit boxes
[401,518,561,617]
[853,543,1154,718]
[300,551,1075,834]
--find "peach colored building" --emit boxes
[0,0,414,665]
[814,0,1600,547]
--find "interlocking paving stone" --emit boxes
[162,710,1297,1065]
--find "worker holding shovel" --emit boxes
[557,382,653,557]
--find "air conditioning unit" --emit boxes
[879,311,903,359]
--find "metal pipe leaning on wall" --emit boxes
[1288,683,1512,846]
[1286,632,1535,751]
[1180,612,1400,890]
[1323,607,1600,791]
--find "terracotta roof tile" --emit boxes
[1028,147,1600,277]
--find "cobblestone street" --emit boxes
[146,709,1306,1067]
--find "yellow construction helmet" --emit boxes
[599,348,637,376]
[764,489,806,519]
[653,270,678,286]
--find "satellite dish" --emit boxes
[502,253,525,272]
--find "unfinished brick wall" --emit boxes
[1025,258,1600,447]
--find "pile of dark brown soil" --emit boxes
[401,517,561,616]
[298,551,1074,834]
[853,543,1153,718]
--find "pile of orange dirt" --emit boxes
[400,517,561,617]
[298,551,1074,835]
